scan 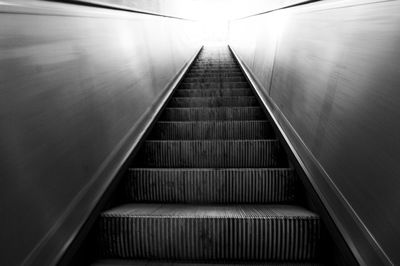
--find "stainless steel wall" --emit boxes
[230,0,400,264]
[0,1,201,265]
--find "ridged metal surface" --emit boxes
[191,59,236,61]
[135,140,282,168]
[126,168,296,203]
[189,66,239,71]
[93,260,323,266]
[185,73,244,78]
[183,76,247,83]
[167,97,258,107]
[148,121,274,140]
[99,204,320,261]
[186,70,243,75]
[189,69,242,73]
[191,64,239,68]
[187,71,243,75]
[180,82,249,90]
[174,88,253,97]
[159,107,265,121]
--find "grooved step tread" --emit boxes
[135,140,284,168]
[191,65,240,68]
[184,77,246,83]
[186,71,243,75]
[126,168,296,203]
[193,64,237,67]
[174,88,253,97]
[180,82,249,90]
[185,74,244,78]
[148,121,274,140]
[99,204,320,261]
[93,260,323,266]
[168,97,258,107]
[102,204,318,218]
[187,71,243,74]
[160,107,265,121]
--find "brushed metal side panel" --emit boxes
[230,0,400,264]
[0,2,200,266]
[229,13,281,95]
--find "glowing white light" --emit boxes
[169,0,290,44]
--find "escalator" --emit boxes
[91,46,324,265]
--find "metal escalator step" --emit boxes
[126,168,296,203]
[148,121,274,140]
[187,69,242,73]
[191,65,240,69]
[183,76,246,83]
[174,88,253,97]
[194,62,236,66]
[98,204,320,261]
[195,58,236,61]
[189,68,241,72]
[188,69,242,74]
[159,107,265,121]
[190,66,240,70]
[168,97,258,107]
[93,260,324,266]
[192,63,238,67]
[185,72,244,78]
[180,82,249,89]
[196,58,235,61]
[135,140,283,168]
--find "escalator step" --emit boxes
[185,72,244,78]
[93,260,323,266]
[191,64,238,68]
[168,97,258,107]
[174,88,253,97]
[187,70,243,75]
[98,204,320,261]
[148,121,274,140]
[135,140,284,168]
[183,76,246,83]
[180,82,249,89]
[159,107,265,121]
[125,168,296,203]
[191,65,240,69]
[187,71,243,75]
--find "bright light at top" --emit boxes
[166,0,289,44]
[172,0,243,44]
[172,0,280,21]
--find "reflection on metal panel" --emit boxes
[230,0,400,264]
[0,2,200,265]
